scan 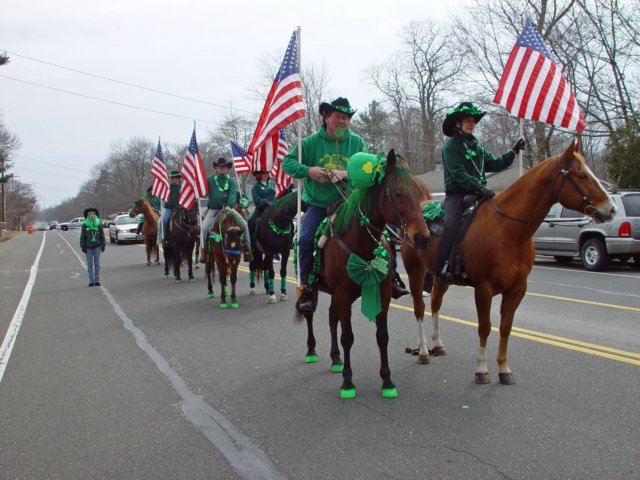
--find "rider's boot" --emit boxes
[200,247,206,263]
[295,284,318,314]
[391,270,409,299]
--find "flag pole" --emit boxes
[295,25,302,289]
[519,118,524,177]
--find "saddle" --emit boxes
[425,194,484,281]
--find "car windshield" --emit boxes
[622,194,640,217]
[116,216,139,225]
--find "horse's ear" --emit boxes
[560,139,577,165]
[387,149,397,170]
[573,137,581,154]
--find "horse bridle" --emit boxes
[485,155,602,224]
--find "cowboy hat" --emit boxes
[319,97,357,118]
[168,170,182,178]
[252,170,269,176]
[442,102,486,137]
[213,157,232,168]
[83,208,99,218]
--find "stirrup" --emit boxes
[295,286,317,314]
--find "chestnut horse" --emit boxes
[129,199,160,265]
[401,140,616,384]
[204,208,247,309]
[298,150,430,399]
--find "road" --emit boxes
[1,230,639,480]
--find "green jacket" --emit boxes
[144,192,161,211]
[251,179,276,208]
[442,135,515,193]
[206,174,237,209]
[80,219,106,250]
[282,126,366,208]
[165,183,182,209]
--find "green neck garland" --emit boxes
[214,174,230,192]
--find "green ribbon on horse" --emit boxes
[346,246,390,322]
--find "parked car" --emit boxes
[34,222,48,231]
[533,191,640,271]
[109,214,144,244]
[49,221,59,230]
[59,217,85,231]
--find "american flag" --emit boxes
[178,128,208,210]
[230,141,251,173]
[248,30,305,171]
[270,129,291,197]
[493,18,584,132]
[150,139,170,201]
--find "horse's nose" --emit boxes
[412,232,430,251]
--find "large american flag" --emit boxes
[248,30,305,171]
[270,129,291,197]
[230,141,251,173]
[493,18,584,132]
[178,129,208,210]
[150,139,170,201]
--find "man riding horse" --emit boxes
[161,170,182,245]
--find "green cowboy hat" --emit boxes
[442,102,486,137]
[347,152,386,190]
[168,170,182,178]
[319,97,357,118]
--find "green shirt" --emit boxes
[165,183,182,209]
[282,126,366,208]
[442,135,515,193]
[251,179,276,208]
[144,192,161,211]
[206,174,237,209]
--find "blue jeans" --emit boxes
[86,246,102,283]
[162,208,173,239]
[298,205,327,284]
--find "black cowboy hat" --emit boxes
[83,207,99,218]
[169,170,181,178]
[213,157,232,168]
[319,97,357,118]
[442,102,486,137]
[252,170,269,176]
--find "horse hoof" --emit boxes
[268,295,276,304]
[219,303,228,309]
[475,372,491,384]
[499,373,515,385]
[147,262,151,266]
[340,388,356,399]
[164,274,170,278]
[280,294,287,301]
[330,363,343,373]
[418,354,430,364]
[430,346,447,356]
[381,387,398,398]
[207,293,215,299]
[305,354,318,363]
[231,302,239,309]
[175,279,181,283]
[249,288,256,295]
[404,347,413,354]
[189,278,195,282]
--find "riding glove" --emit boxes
[512,138,526,154]
[477,185,496,199]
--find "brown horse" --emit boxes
[204,208,247,308]
[129,199,160,265]
[163,204,199,282]
[299,150,430,399]
[401,139,617,384]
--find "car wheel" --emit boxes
[554,256,573,264]
[61,225,68,231]
[110,233,115,244]
[581,238,609,271]
[115,232,120,244]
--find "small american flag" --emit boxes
[493,18,584,132]
[270,130,291,197]
[248,30,305,172]
[178,128,208,209]
[230,141,251,174]
[151,139,170,201]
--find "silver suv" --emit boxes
[533,192,640,271]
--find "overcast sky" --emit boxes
[1,0,469,208]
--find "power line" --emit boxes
[3,49,257,116]
[0,74,218,124]
[14,153,87,174]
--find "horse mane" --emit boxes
[270,190,298,218]
[333,165,413,236]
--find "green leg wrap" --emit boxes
[305,354,319,363]
[207,292,215,298]
[267,277,274,294]
[249,271,255,284]
[231,300,239,309]
[280,276,287,292]
[330,363,344,373]
[340,388,356,399]
[381,387,398,398]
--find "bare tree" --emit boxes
[0,118,21,222]
[5,179,37,229]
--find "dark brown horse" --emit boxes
[204,209,247,308]
[248,191,299,303]
[299,150,430,399]
[401,140,617,383]
[129,199,160,265]
[163,204,199,282]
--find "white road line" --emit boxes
[57,232,287,480]
[0,231,47,383]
